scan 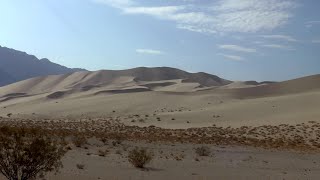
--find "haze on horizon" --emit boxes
[0,0,319,81]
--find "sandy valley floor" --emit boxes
[47,143,320,180]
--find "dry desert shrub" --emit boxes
[98,149,109,157]
[195,146,211,156]
[112,136,123,146]
[76,164,85,170]
[128,147,153,168]
[100,137,108,145]
[0,126,67,180]
[72,136,87,148]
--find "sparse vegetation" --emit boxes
[112,136,123,146]
[0,126,67,180]
[195,146,211,156]
[128,147,153,168]
[76,164,85,170]
[100,137,108,145]
[115,149,122,155]
[72,136,87,148]
[98,150,109,157]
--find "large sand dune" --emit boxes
[0,67,319,129]
[0,67,231,96]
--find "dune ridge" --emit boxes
[0,67,231,97]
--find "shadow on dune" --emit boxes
[94,88,151,95]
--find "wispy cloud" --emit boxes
[218,53,244,61]
[312,39,320,43]
[218,44,257,53]
[261,44,295,50]
[305,21,320,28]
[93,0,134,8]
[136,49,164,55]
[94,0,298,34]
[210,0,298,33]
[259,35,297,42]
[123,6,184,18]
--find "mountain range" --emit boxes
[0,45,233,88]
[0,45,85,86]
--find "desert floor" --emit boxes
[46,143,320,180]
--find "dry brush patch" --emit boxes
[0,117,320,152]
[128,147,153,169]
[195,146,211,157]
[0,126,67,180]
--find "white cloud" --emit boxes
[93,0,133,8]
[176,24,217,34]
[219,44,256,53]
[136,49,164,55]
[94,0,298,34]
[259,35,297,42]
[218,53,244,61]
[123,6,184,17]
[211,0,297,33]
[305,21,320,28]
[212,0,297,11]
[261,44,294,50]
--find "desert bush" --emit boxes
[100,137,108,145]
[76,164,85,170]
[98,150,109,157]
[0,126,67,180]
[72,136,87,147]
[112,136,123,146]
[195,146,211,156]
[115,149,122,155]
[128,147,153,168]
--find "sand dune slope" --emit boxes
[223,74,320,98]
[0,67,231,96]
[0,69,319,129]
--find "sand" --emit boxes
[46,143,320,180]
[0,68,319,179]
[0,73,319,128]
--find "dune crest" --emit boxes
[0,67,231,96]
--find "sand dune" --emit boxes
[0,68,319,179]
[0,68,318,129]
[223,74,320,99]
[0,67,231,97]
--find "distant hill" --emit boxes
[0,69,16,86]
[0,45,86,86]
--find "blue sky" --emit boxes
[0,0,319,81]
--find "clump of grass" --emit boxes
[115,149,122,155]
[98,149,109,157]
[195,146,211,156]
[72,136,87,148]
[100,137,108,145]
[76,164,85,170]
[112,136,123,146]
[128,147,153,169]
